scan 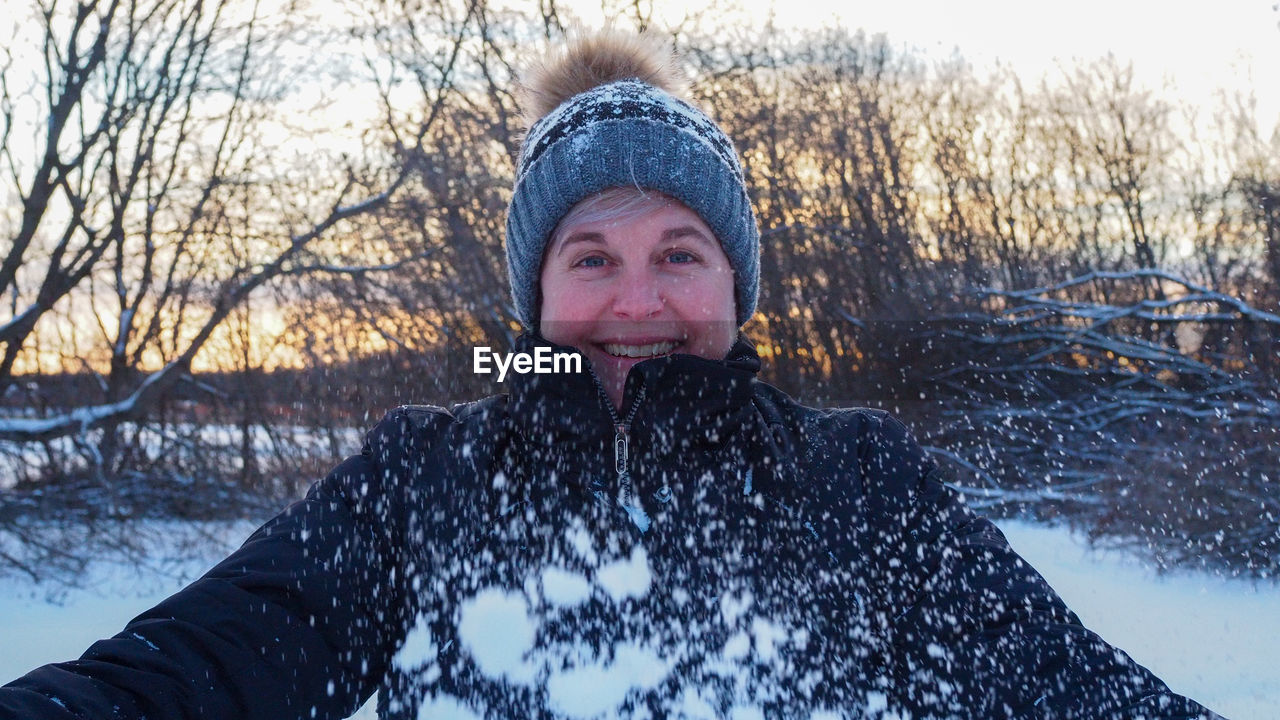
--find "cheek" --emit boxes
[538,273,606,345]
[681,273,736,319]
[538,269,571,322]
[540,283,593,323]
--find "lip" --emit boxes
[595,338,685,359]
[593,336,685,346]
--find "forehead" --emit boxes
[548,189,713,250]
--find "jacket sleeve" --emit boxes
[852,411,1222,720]
[0,409,434,720]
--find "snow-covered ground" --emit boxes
[996,521,1279,720]
[0,519,1275,719]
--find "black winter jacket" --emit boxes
[1,333,1220,719]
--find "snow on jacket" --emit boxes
[0,333,1221,719]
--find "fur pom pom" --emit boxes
[520,27,690,128]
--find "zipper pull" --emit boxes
[614,422,636,509]
[614,423,629,479]
[613,422,650,532]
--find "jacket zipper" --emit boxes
[590,373,652,530]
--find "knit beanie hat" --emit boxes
[505,30,760,329]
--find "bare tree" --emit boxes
[0,0,476,477]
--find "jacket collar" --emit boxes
[505,331,762,451]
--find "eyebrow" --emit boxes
[661,226,716,246]
[553,231,605,257]
[553,225,717,257]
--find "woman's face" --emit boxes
[539,194,737,410]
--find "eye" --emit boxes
[574,255,607,268]
[666,250,696,264]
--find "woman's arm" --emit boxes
[853,412,1222,719]
[0,410,428,720]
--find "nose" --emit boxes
[611,267,665,319]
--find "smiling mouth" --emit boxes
[600,340,682,358]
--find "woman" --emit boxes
[1,29,1221,720]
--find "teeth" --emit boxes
[602,341,679,358]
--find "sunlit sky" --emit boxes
[572,0,1280,137]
